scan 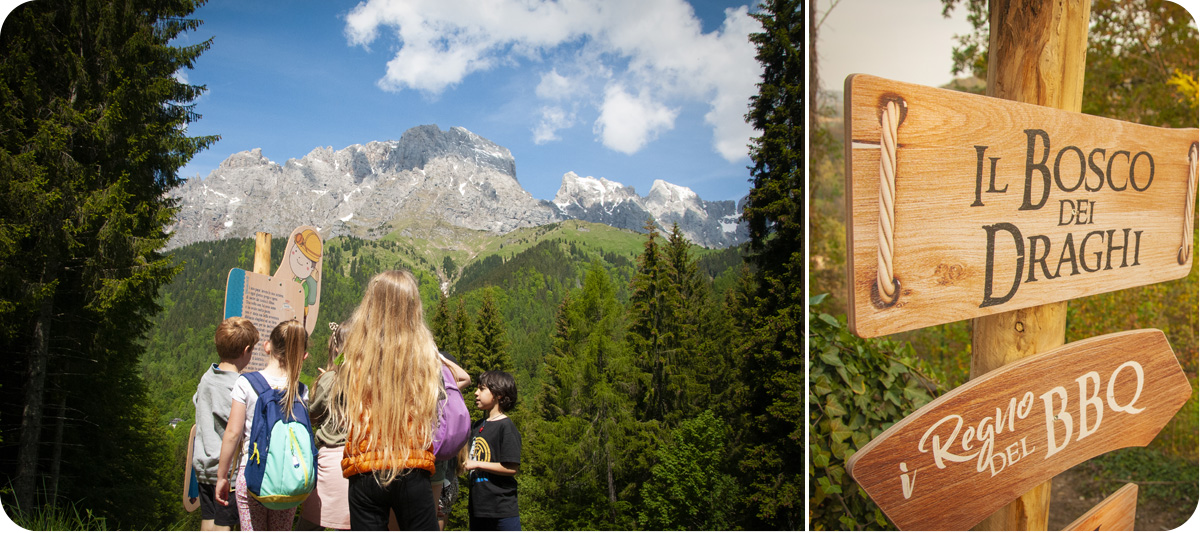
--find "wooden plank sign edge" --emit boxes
[844,74,1199,338]
[1062,483,1137,531]
[845,329,1191,531]
[182,424,199,513]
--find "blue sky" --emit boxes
[168,0,763,202]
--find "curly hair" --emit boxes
[478,370,517,413]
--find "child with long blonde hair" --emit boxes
[332,269,443,530]
[214,319,310,530]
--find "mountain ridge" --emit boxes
[167,125,748,249]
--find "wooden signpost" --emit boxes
[223,226,324,371]
[845,330,1189,531]
[839,2,1197,531]
[1062,483,1138,531]
[844,74,1198,338]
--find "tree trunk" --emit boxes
[971,0,1091,530]
[49,392,68,504]
[15,292,54,511]
[606,449,618,524]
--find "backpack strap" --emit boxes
[244,371,271,399]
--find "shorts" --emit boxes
[197,482,239,527]
[431,459,450,484]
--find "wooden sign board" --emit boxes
[182,424,200,512]
[224,225,323,371]
[1063,483,1137,531]
[845,74,1198,337]
[845,330,1190,531]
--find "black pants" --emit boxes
[347,470,437,531]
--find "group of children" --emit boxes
[191,269,522,531]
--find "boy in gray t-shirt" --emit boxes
[192,317,257,531]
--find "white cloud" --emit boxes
[344,0,761,160]
[533,105,575,144]
[594,84,678,154]
[536,69,573,100]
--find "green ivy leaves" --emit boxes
[808,294,941,530]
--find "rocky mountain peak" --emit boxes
[550,172,747,248]
[167,125,747,250]
[219,148,276,170]
[553,172,639,210]
[396,124,516,178]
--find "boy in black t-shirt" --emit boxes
[465,370,522,530]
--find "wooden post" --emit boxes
[253,232,271,275]
[971,1,1091,530]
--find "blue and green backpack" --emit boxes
[243,372,317,510]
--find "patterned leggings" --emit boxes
[235,468,296,530]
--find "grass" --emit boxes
[5,500,110,531]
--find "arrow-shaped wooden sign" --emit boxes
[844,74,1198,338]
[1063,483,1137,531]
[846,329,1190,531]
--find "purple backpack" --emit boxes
[432,364,471,460]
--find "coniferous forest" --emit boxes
[0,0,803,530]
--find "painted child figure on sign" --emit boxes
[287,229,322,329]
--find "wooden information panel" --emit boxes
[1063,483,1137,531]
[845,75,1198,337]
[224,225,323,371]
[845,330,1190,531]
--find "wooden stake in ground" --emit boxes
[972,1,1091,530]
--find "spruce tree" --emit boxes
[474,287,512,373]
[451,298,480,377]
[736,0,804,528]
[626,220,667,420]
[525,261,644,530]
[538,293,576,421]
[431,291,452,349]
[661,223,708,421]
[0,0,217,523]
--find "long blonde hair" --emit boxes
[332,270,441,485]
[269,319,308,421]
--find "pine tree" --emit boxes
[538,293,576,421]
[626,220,668,420]
[474,287,512,373]
[0,0,217,523]
[660,223,708,421]
[735,0,805,528]
[431,291,452,349]
[525,261,645,530]
[638,411,738,530]
[627,221,714,424]
[451,298,481,377]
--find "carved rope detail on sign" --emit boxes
[1182,143,1198,265]
[877,98,904,304]
[844,75,1200,338]
[845,330,1191,531]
